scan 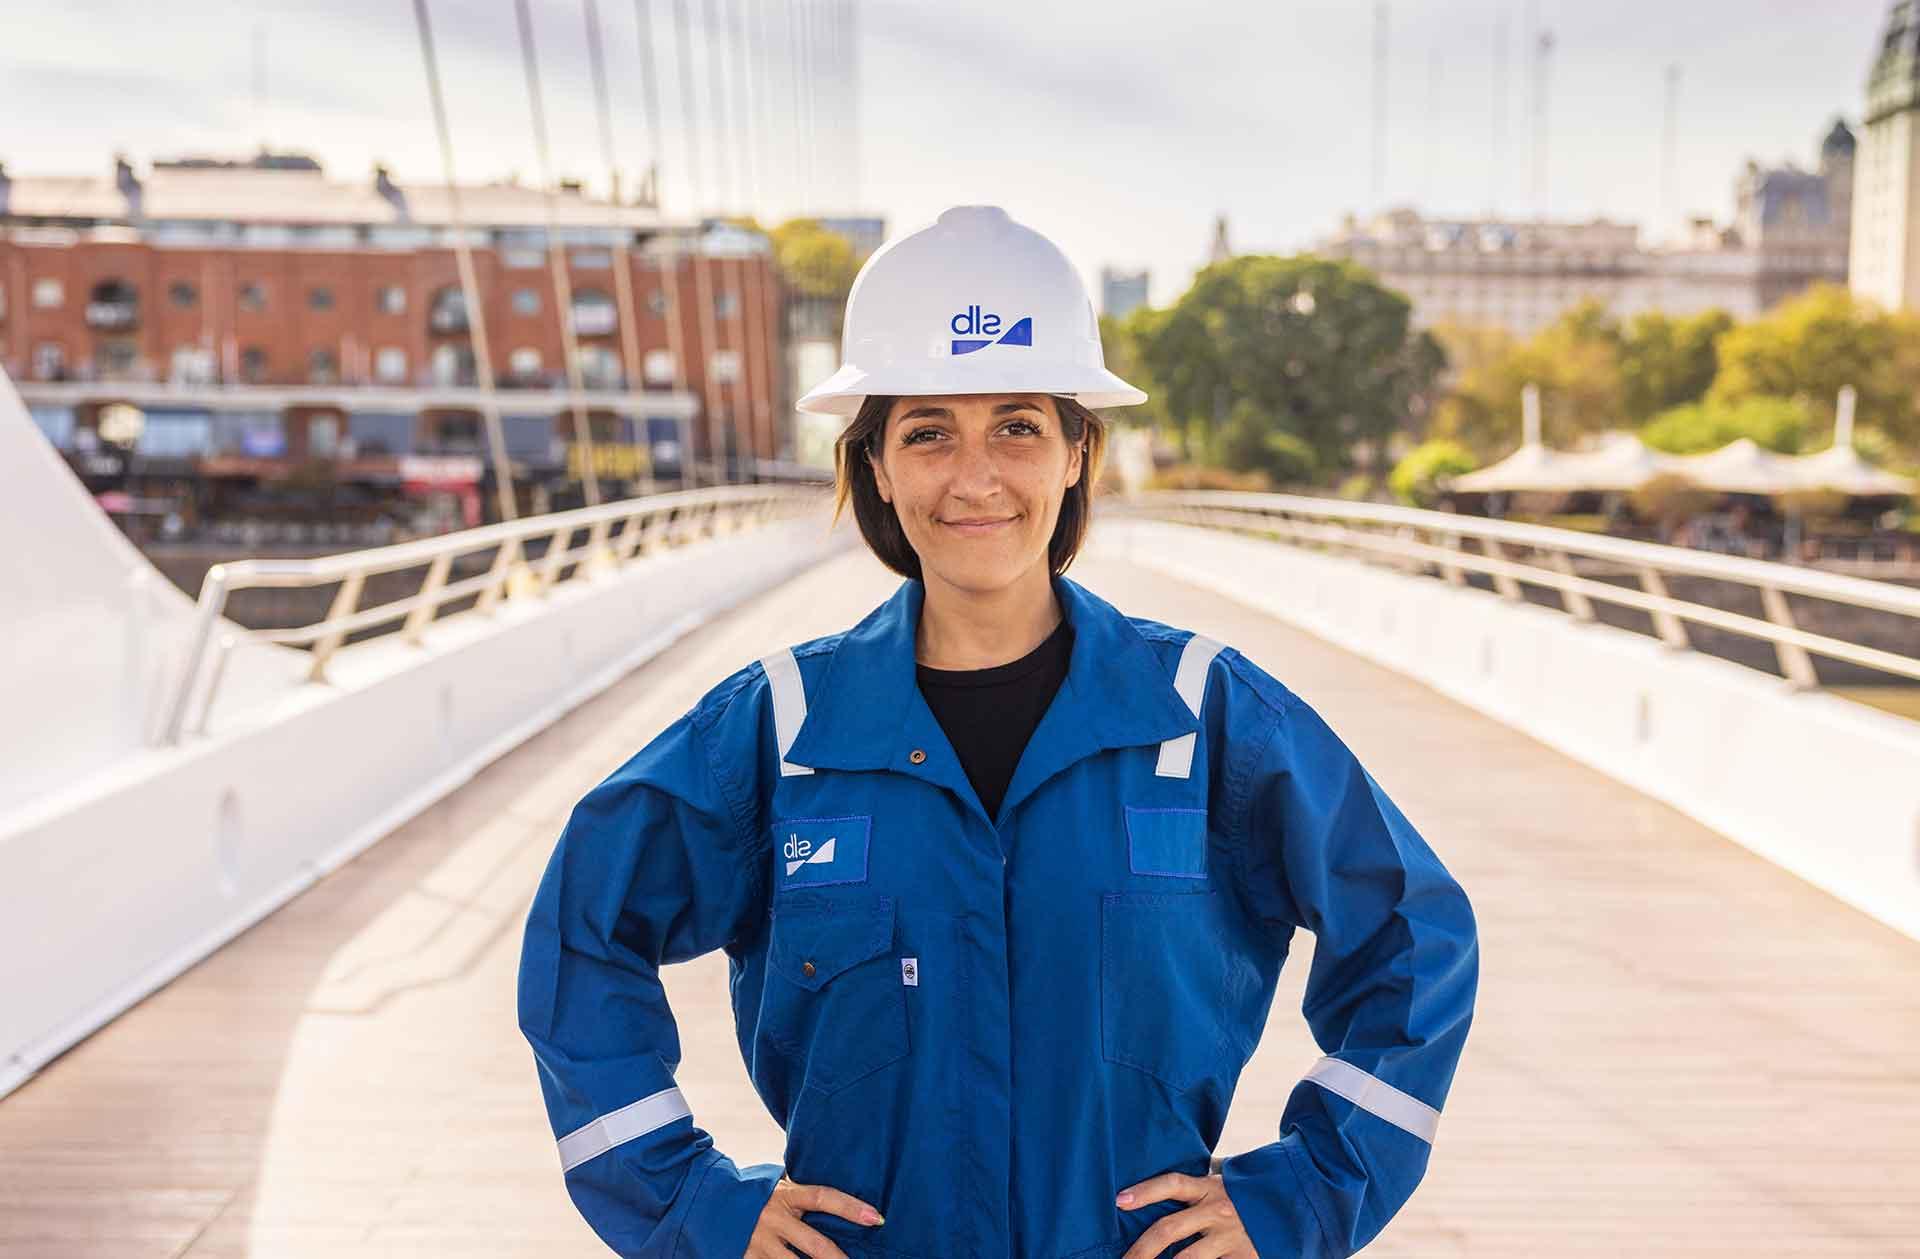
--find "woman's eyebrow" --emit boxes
[895,399,1045,425]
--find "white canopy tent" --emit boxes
[1443,387,1915,500]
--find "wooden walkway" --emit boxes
[2,544,1916,1257]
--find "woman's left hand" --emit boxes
[1115,1169,1260,1259]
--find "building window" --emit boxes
[86,279,140,331]
[714,290,739,319]
[430,342,477,386]
[504,248,545,270]
[240,346,270,383]
[646,288,669,315]
[508,346,544,378]
[376,284,407,315]
[239,282,268,312]
[429,286,468,334]
[571,288,617,336]
[308,286,336,312]
[575,345,622,390]
[168,280,198,309]
[308,414,341,458]
[374,347,409,383]
[642,348,676,385]
[32,279,64,310]
[708,349,741,384]
[309,348,340,384]
[32,342,66,380]
[570,248,613,269]
[171,345,215,385]
[512,288,541,316]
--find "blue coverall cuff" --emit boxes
[1220,1140,1333,1259]
[676,1152,783,1259]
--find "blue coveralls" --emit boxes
[518,573,1479,1259]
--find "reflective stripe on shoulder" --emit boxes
[555,1085,693,1173]
[1155,632,1224,779]
[760,647,813,777]
[1303,1055,1440,1143]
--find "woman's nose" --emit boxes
[947,438,1001,494]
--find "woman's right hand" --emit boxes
[747,1174,885,1259]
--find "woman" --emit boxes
[518,206,1479,1259]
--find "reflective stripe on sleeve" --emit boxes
[1303,1055,1440,1143]
[761,647,814,777]
[556,1085,694,1172]
[1155,633,1224,779]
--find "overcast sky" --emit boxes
[0,1,1889,307]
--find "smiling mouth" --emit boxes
[940,515,1017,533]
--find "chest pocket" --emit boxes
[1101,887,1254,1095]
[763,892,910,1096]
[1103,633,1254,1095]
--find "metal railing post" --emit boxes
[308,569,368,683]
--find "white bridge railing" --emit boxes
[1116,491,1920,691]
[161,483,828,745]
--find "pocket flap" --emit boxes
[1125,806,1209,878]
[770,894,895,991]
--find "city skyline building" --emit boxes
[1851,0,1920,310]
[0,148,786,517]
[1320,118,1853,336]
[1099,266,1149,320]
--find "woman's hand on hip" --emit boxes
[1116,1168,1260,1259]
[747,1173,884,1259]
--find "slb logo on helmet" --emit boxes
[949,305,1033,356]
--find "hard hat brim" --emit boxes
[794,361,1149,417]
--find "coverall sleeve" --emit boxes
[1218,693,1479,1259]
[517,707,782,1259]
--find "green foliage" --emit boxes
[1429,301,1626,456]
[1617,308,1732,423]
[1389,439,1478,507]
[766,218,861,300]
[1336,473,1378,501]
[1219,401,1319,485]
[1098,308,1176,434]
[1640,395,1813,454]
[1131,254,1445,483]
[1711,285,1886,409]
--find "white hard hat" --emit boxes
[794,204,1148,417]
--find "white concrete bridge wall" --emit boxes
[1098,517,1920,943]
[0,371,851,1097]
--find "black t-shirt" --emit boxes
[915,615,1075,824]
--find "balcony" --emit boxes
[85,300,140,332]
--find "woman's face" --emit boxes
[867,392,1083,594]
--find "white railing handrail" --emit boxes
[1119,490,1920,691]
[160,482,829,745]
[1155,489,1920,617]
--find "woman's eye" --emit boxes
[1004,419,1041,436]
[903,427,942,445]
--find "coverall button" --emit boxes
[909,748,927,764]
[802,960,816,977]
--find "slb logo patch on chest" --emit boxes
[772,815,871,889]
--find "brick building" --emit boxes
[0,150,786,530]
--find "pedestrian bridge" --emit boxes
[4,390,1920,1257]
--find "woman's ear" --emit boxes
[1065,436,1084,490]
[868,437,893,503]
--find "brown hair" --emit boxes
[829,393,1108,581]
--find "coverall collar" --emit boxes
[784,571,1201,829]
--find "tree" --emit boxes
[1133,254,1444,483]
[1097,308,1176,435]
[1617,308,1731,423]
[1389,439,1478,507]
[765,218,861,302]
[1428,303,1625,456]
[1640,395,1813,454]
[1711,285,1903,431]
